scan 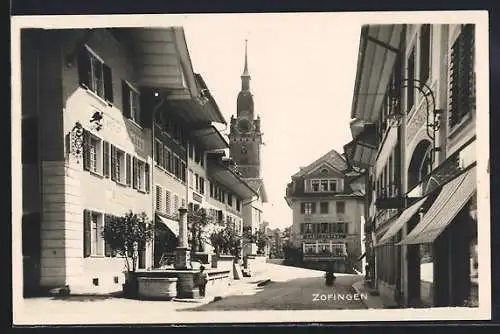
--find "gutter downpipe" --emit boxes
[151,94,166,268]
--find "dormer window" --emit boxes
[305,178,342,193]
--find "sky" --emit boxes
[181,14,361,230]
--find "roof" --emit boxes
[243,178,268,203]
[292,149,348,178]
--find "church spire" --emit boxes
[241,39,251,90]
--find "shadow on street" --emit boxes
[178,274,365,311]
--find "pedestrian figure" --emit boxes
[197,265,209,297]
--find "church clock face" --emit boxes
[237,118,251,133]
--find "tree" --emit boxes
[102,210,153,273]
[255,230,269,255]
[187,206,213,253]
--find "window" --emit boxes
[155,185,163,212]
[111,146,126,184]
[420,24,431,86]
[307,179,339,192]
[305,223,313,233]
[83,131,103,175]
[228,194,233,206]
[83,210,110,258]
[199,177,205,195]
[336,222,348,234]
[407,47,415,113]
[336,201,345,214]
[90,212,104,256]
[301,202,315,215]
[236,198,241,211]
[189,169,194,189]
[122,81,141,125]
[329,180,338,192]
[320,202,329,214]
[165,190,171,215]
[449,24,475,129]
[209,181,214,198]
[189,142,194,159]
[78,47,113,102]
[320,223,328,233]
[133,158,147,191]
[174,195,179,212]
[195,173,199,192]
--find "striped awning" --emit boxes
[351,25,404,122]
[398,167,476,245]
[156,214,179,237]
[376,196,428,247]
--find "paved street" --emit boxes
[180,264,366,311]
[15,264,366,325]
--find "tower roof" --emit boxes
[242,39,250,78]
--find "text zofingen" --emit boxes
[312,293,368,302]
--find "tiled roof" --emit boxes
[292,149,348,178]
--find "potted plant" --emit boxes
[102,210,153,298]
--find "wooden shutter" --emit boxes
[311,203,316,214]
[104,214,112,257]
[126,154,132,186]
[300,203,305,214]
[145,163,150,193]
[300,223,305,234]
[132,157,137,189]
[121,81,131,118]
[110,145,116,181]
[103,141,110,178]
[82,130,91,171]
[103,64,114,103]
[77,50,91,88]
[83,209,91,258]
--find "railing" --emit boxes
[302,233,347,240]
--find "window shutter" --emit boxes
[121,81,131,118]
[83,209,91,258]
[126,154,132,187]
[77,50,91,88]
[311,203,316,214]
[82,130,90,171]
[300,223,304,233]
[103,141,110,178]
[110,145,116,181]
[104,214,112,257]
[103,64,114,103]
[145,163,150,193]
[132,157,137,189]
[300,203,305,214]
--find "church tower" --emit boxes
[229,40,263,179]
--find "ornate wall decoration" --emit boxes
[70,122,84,163]
[406,106,428,145]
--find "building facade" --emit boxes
[348,24,477,307]
[228,41,268,257]
[285,150,365,273]
[20,28,258,295]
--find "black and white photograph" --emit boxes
[11,11,490,324]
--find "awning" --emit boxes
[114,27,197,96]
[398,167,476,245]
[163,73,228,125]
[351,123,378,168]
[351,25,404,122]
[207,159,258,200]
[190,124,229,151]
[156,214,179,237]
[376,196,428,246]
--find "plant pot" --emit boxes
[122,271,139,298]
